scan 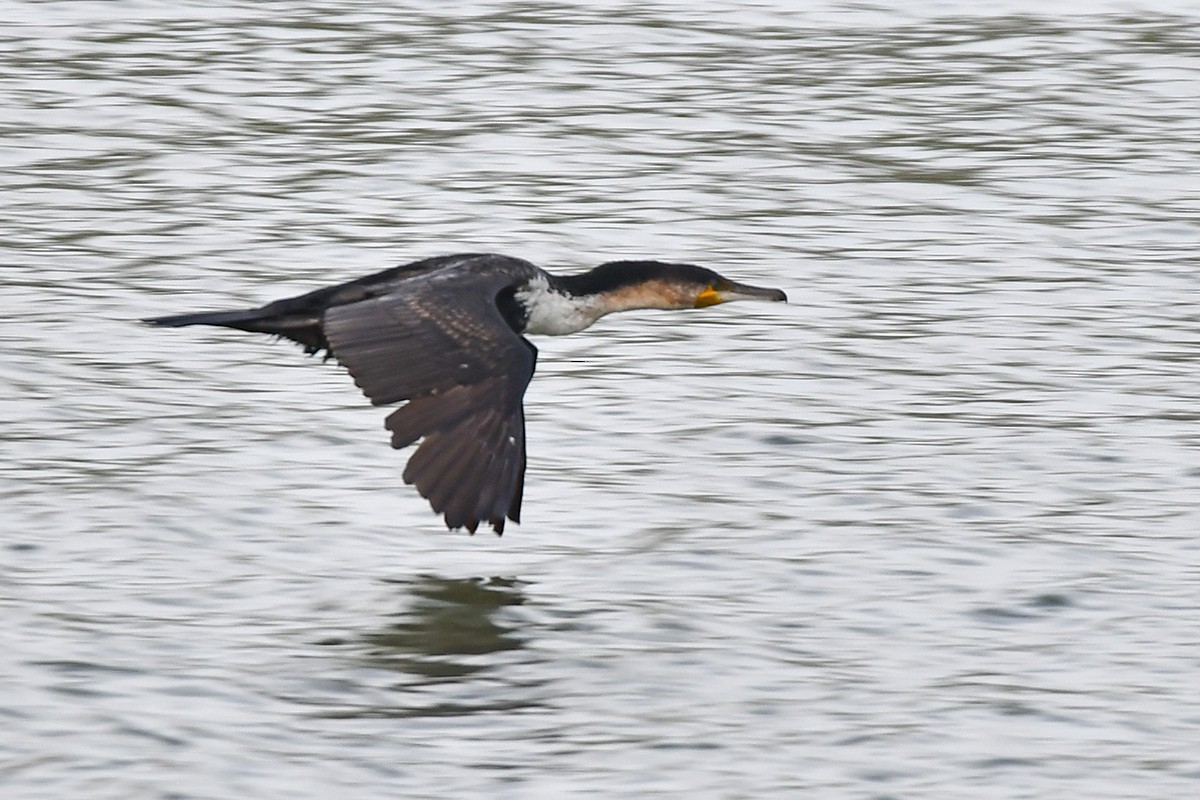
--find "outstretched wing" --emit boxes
[322,267,537,534]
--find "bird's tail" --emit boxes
[143,304,330,355]
[143,308,270,328]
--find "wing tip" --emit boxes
[441,513,508,536]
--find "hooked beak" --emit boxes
[723,280,788,303]
[697,280,787,307]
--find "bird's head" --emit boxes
[570,261,788,313]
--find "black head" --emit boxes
[554,260,787,307]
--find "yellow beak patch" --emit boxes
[695,286,723,308]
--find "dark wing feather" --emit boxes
[145,254,511,357]
[322,268,537,534]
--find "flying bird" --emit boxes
[146,253,786,534]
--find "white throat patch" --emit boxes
[515,275,605,335]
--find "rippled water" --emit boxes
[4,2,1199,797]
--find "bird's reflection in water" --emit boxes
[362,575,527,681]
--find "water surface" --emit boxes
[3,2,1199,798]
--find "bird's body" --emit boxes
[146,253,786,534]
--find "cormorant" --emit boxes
[146,253,787,534]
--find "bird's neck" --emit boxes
[515,269,696,336]
[515,275,607,335]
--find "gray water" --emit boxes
[3,1,1199,797]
